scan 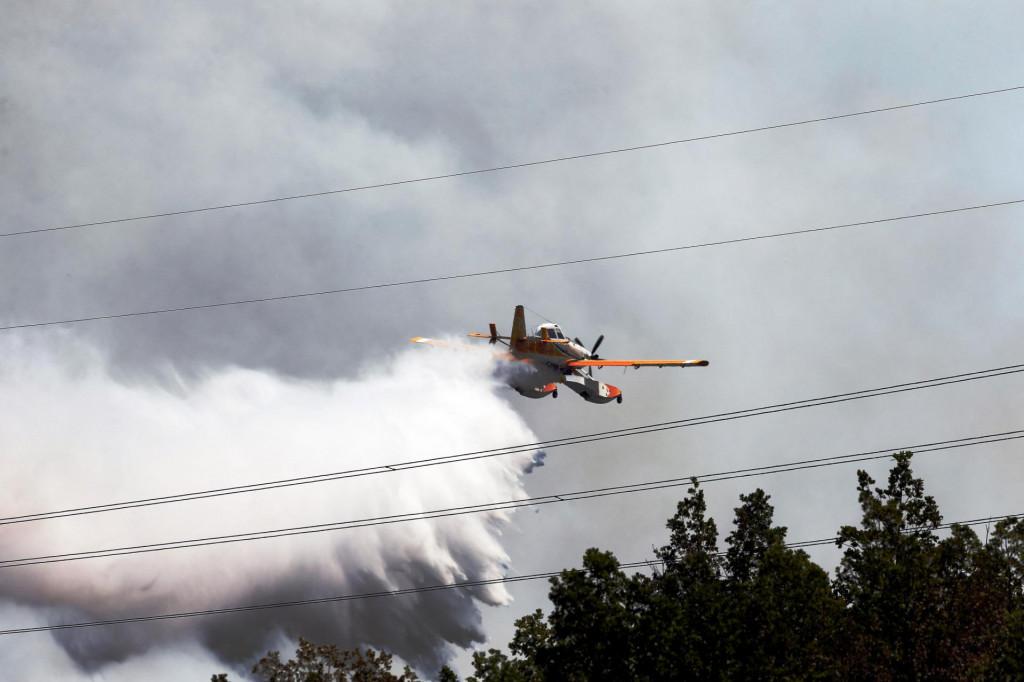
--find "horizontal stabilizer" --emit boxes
[412,336,474,350]
[411,337,519,361]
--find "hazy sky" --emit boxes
[2,2,1022,679]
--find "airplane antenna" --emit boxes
[523,305,554,323]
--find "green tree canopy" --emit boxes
[215,453,1023,681]
[467,452,1024,681]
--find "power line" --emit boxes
[2,429,1019,569]
[4,364,1021,526]
[3,364,1021,527]
[4,85,1022,240]
[3,197,1023,332]
[0,511,1017,636]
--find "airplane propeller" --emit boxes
[574,334,605,377]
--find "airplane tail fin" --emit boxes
[510,305,527,348]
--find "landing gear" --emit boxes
[616,395,622,404]
[552,389,558,398]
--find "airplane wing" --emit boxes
[565,359,709,369]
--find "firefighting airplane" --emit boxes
[411,305,708,404]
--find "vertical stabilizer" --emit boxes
[510,305,527,350]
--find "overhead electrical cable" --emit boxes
[3,364,1021,527]
[2,197,1023,332]
[4,84,1022,239]
[0,511,1018,636]
[2,430,1019,569]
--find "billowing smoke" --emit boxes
[0,333,539,677]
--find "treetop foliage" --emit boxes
[215,453,1023,681]
[212,637,420,682]
[457,452,1024,681]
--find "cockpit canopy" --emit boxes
[536,323,567,340]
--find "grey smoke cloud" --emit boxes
[3,1,1024,679]
[3,2,1022,384]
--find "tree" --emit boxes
[650,478,727,680]
[834,452,945,680]
[657,478,722,585]
[464,610,548,682]
[213,637,421,682]
[539,548,641,681]
[724,489,786,583]
[978,517,1024,679]
[467,649,532,682]
[721,489,841,680]
[438,665,460,682]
